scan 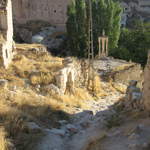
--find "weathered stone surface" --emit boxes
[56,57,77,94]
[32,35,45,44]
[0,0,14,68]
[12,0,150,31]
[12,0,71,31]
[31,26,65,49]
[125,80,142,109]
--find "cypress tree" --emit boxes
[66,0,122,57]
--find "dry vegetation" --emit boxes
[0,44,101,149]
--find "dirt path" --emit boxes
[33,87,124,150]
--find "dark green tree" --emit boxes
[66,0,87,57]
[66,0,122,57]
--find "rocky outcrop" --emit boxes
[56,57,77,94]
[0,0,15,68]
[125,80,142,109]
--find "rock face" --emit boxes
[0,0,15,68]
[12,0,71,31]
[31,26,65,49]
[125,80,142,109]
[143,51,150,111]
[121,0,150,27]
[56,57,77,94]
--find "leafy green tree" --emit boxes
[92,0,122,54]
[110,26,150,66]
[66,0,87,57]
[66,0,122,57]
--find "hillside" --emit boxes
[0,43,147,150]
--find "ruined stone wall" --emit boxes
[113,64,143,86]
[0,0,14,68]
[12,0,70,31]
[143,51,150,111]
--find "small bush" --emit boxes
[105,114,122,129]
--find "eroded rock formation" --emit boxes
[56,57,77,94]
[0,0,15,68]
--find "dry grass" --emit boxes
[112,64,133,72]
[0,44,97,149]
[0,127,12,150]
[111,82,127,94]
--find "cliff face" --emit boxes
[121,0,150,27]
[143,52,150,111]
[12,0,70,31]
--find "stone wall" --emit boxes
[112,64,143,86]
[12,0,70,31]
[143,51,150,111]
[0,0,14,68]
[11,0,150,30]
[94,59,143,86]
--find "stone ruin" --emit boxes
[124,51,150,111]
[0,0,14,68]
[125,80,142,110]
[56,57,77,94]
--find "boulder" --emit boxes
[32,35,45,43]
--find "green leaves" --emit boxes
[110,26,150,66]
[66,0,122,57]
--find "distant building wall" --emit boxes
[12,0,71,31]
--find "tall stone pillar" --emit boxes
[0,0,14,68]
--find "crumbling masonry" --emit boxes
[0,0,14,68]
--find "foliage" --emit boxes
[66,0,122,57]
[110,24,150,66]
[105,113,122,129]
[66,0,87,57]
